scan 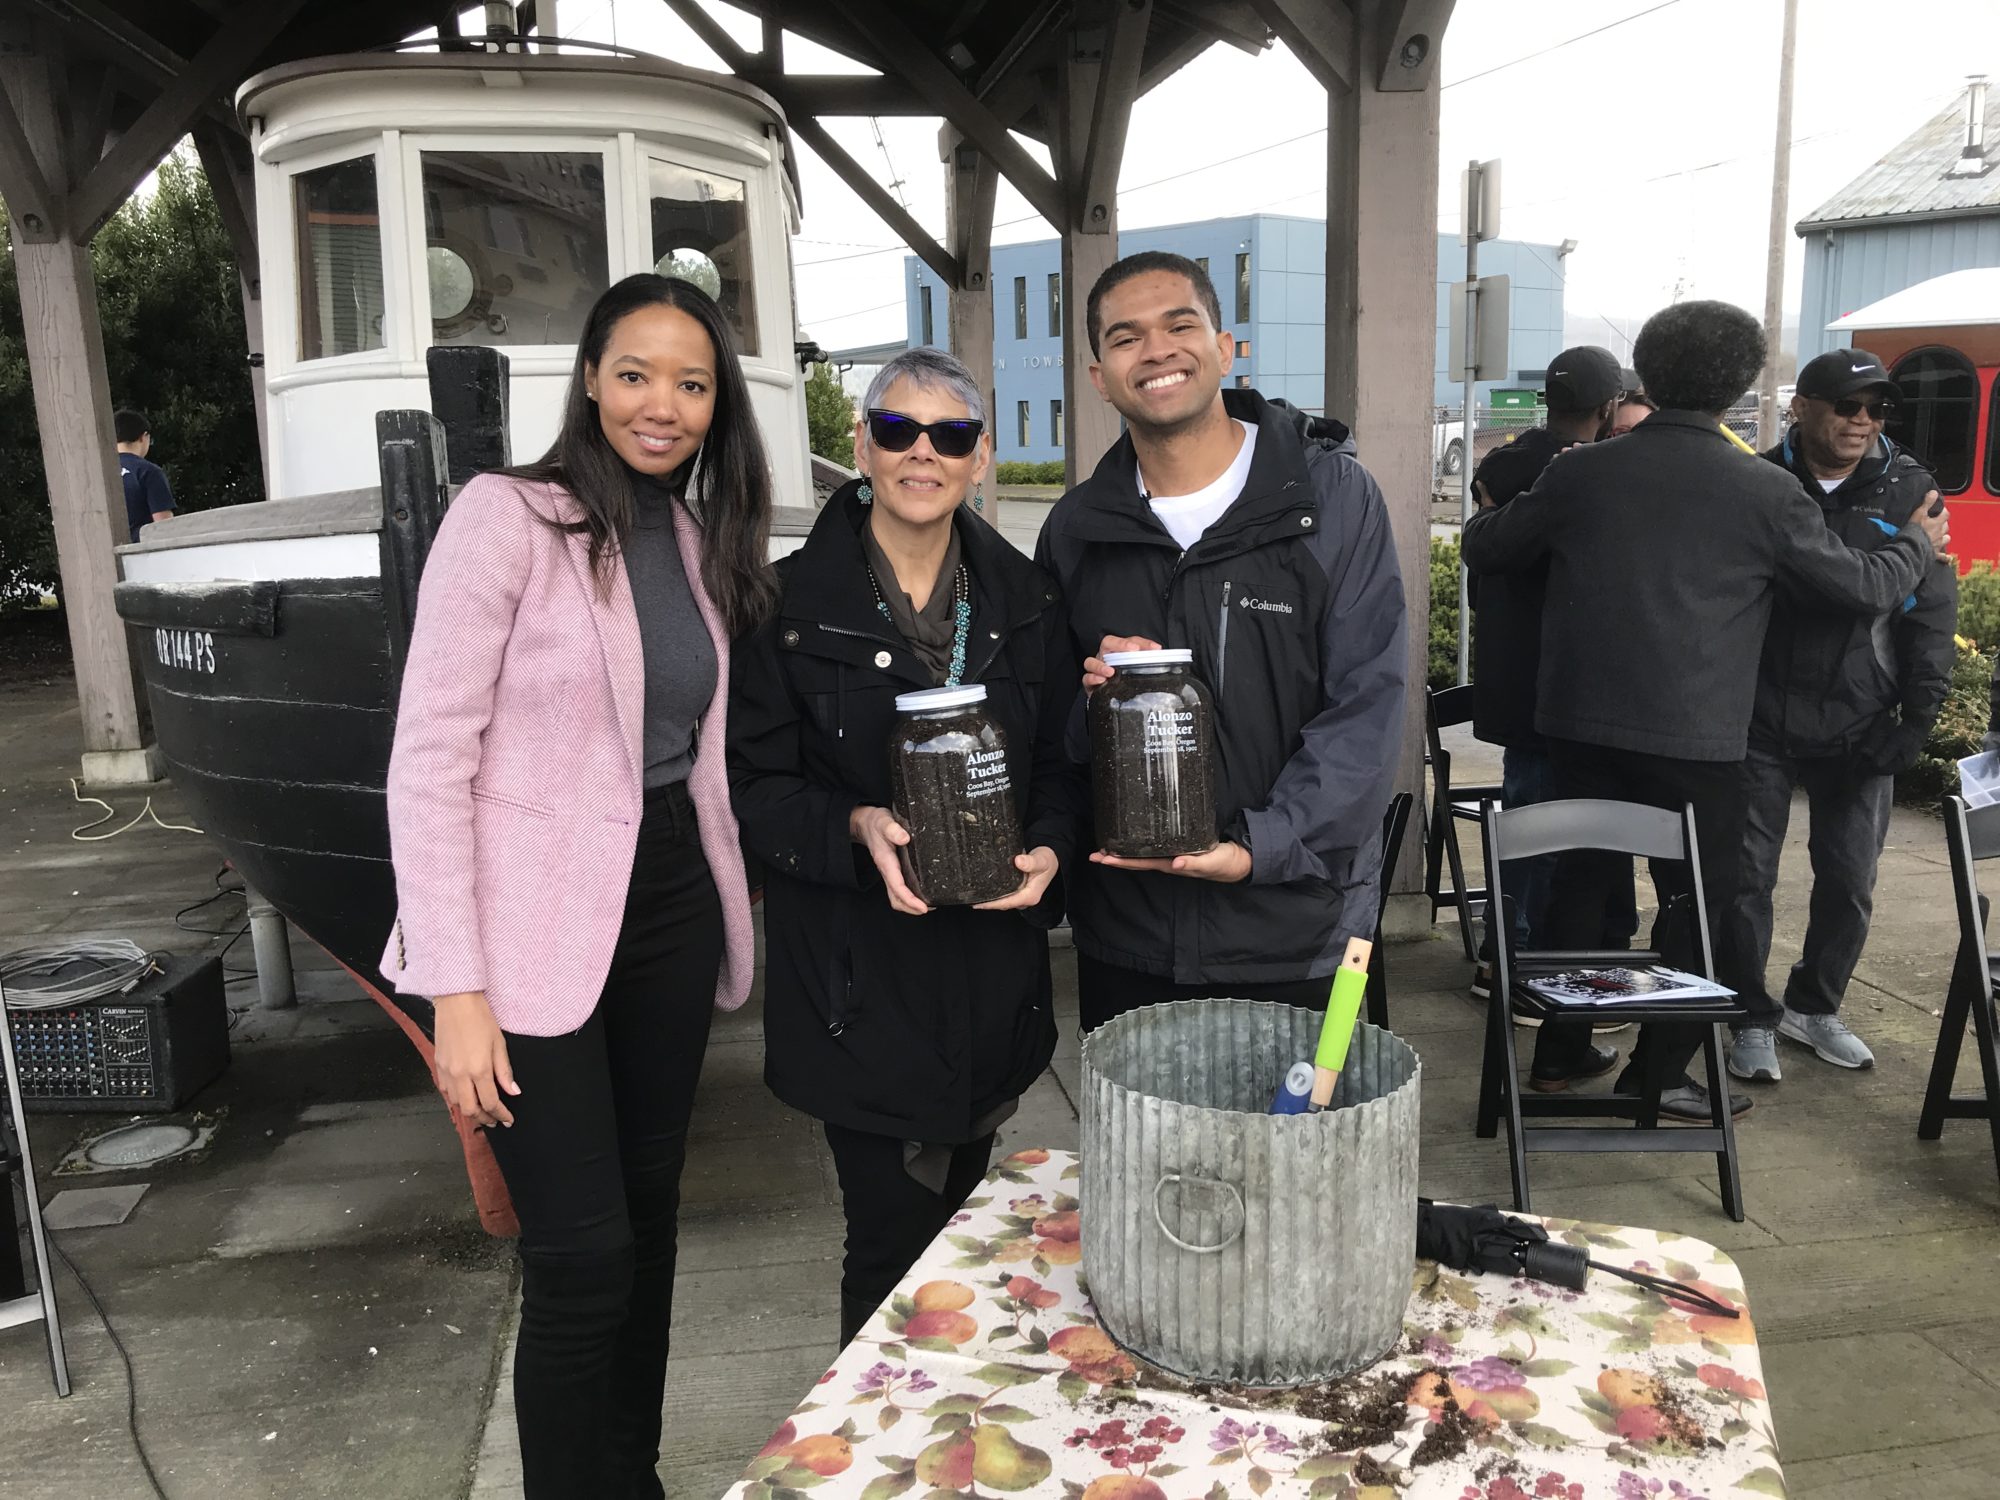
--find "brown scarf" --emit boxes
[860,519,962,685]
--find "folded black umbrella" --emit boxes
[1416,1199,1739,1319]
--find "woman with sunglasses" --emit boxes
[729,346,1081,1342]
[382,273,769,1497]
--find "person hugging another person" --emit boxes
[1462,300,1948,1121]
[728,347,1084,1346]
[381,274,770,1498]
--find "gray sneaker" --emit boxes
[1655,1079,1755,1123]
[1778,1009,1875,1069]
[1728,1026,1782,1082]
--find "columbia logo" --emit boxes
[1238,596,1295,615]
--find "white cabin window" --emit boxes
[420,149,609,347]
[294,156,386,360]
[648,159,759,357]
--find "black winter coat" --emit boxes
[727,481,1080,1142]
[1034,388,1408,985]
[1752,434,1957,768]
[1462,410,1938,762]
[1468,426,1570,747]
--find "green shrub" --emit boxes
[994,460,1067,485]
[1901,636,1992,805]
[1956,560,2000,656]
[1429,535,1460,692]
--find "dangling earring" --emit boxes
[857,478,874,505]
[972,483,985,514]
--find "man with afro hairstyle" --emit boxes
[1462,300,1950,1123]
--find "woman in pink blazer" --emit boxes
[382,274,771,1499]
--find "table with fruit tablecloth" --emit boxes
[722,1149,1785,1500]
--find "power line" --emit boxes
[807,296,907,325]
[1442,1,1686,90]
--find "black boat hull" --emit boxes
[117,575,423,1036]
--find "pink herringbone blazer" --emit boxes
[379,471,754,1035]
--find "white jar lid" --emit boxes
[895,684,989,712]
[1103,647,1194,667]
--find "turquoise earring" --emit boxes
[972,483,985,513]
[857,479,874,504]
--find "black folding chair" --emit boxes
[1917,794,2000,1190]
[1474,797,1747,1221]
[1423,685,1500,961]
[1367,791,1415,1030]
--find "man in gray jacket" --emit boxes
[1463,300,1949,1121]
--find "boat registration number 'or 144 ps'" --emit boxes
[155,627,216,674]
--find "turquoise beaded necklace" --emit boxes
[866,561,972,687]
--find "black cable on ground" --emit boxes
[49,1237,171,1500]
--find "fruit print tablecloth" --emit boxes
[723,1149,1785,1500]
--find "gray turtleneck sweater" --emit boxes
[623,470,717,788]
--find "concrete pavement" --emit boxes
[4,682,1999,1497]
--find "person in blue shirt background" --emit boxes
[115,408,175,542]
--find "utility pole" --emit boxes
[1758,0,1800,448]
[1458,175,1478,687]
[1455,158,1500,687]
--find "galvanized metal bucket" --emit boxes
[1079,999,1420,1386]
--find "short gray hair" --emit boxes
[862,346,987,428]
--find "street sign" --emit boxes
[1447,274,1511,382]
[1460,158,1502,244]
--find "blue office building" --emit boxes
[902,214,1569,464]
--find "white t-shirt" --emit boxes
[1141,421,1258,550]
[1818,476,1844,494]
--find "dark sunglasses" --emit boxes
[867,408,984,458]
[1827,395,1895,420]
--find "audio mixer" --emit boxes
[6,953,229,1112]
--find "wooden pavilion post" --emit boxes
[1325,0,1452,932]
[1055,0,1147,488]
[943,129,999,523]
[0,20,156,783]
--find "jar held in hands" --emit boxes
[1088,647,1218,859]
[888,684,1024,906]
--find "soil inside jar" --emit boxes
[1090,681,1216,859]
[892,707,1023,906]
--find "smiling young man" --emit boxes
[1723,349,1956,1084]
[1033,251,1407,1032]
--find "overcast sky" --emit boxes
[552,0,2000,357]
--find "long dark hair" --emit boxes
[510,273,778,634]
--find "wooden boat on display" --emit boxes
[110,42,828,1231]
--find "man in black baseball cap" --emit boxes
[1724,347,1954,1086]
[1464,346,1627,1032]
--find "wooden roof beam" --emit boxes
[661,0,754,73]
[1078,0,1150,232]
[1373,0,1453,92]
[0,89,62,241]
[790,113,959,288]
[826,0,1063,226]
[1247,0,1355,94]
[1152,0,1270,58]
[67,0,309,242]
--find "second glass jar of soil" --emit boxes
[888,684,1024,906]
[1088,648,1217,859]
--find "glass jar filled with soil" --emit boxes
[889,684,1024,907]
[1089,648,1217,859]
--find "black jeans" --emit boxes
[1531,740,1749,1090]
[823,1122,996,1342]
[1076,950,1331,1033]
[482,784,722,1500]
